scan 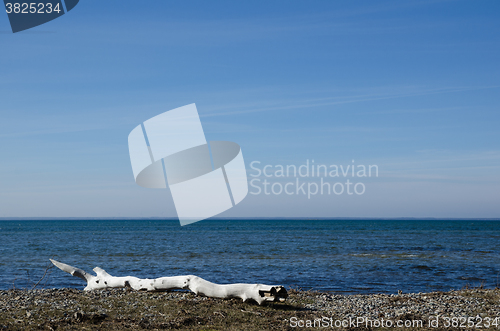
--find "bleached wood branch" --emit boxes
[50,259,287,305]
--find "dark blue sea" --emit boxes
[0,219,499,294]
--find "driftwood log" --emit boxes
[50,259,287,305]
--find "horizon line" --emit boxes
[0,217,499,221]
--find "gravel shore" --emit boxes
[0,288,499,330]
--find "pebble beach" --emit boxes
[1,288,499,330]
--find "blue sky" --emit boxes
[1,0,499,218]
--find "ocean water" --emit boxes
[0,219,499,294]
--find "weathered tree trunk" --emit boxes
[50,259,287,305]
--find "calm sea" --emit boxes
[0,219,499,294]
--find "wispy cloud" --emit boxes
[373,150,500,182]
[199,85,500,118]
